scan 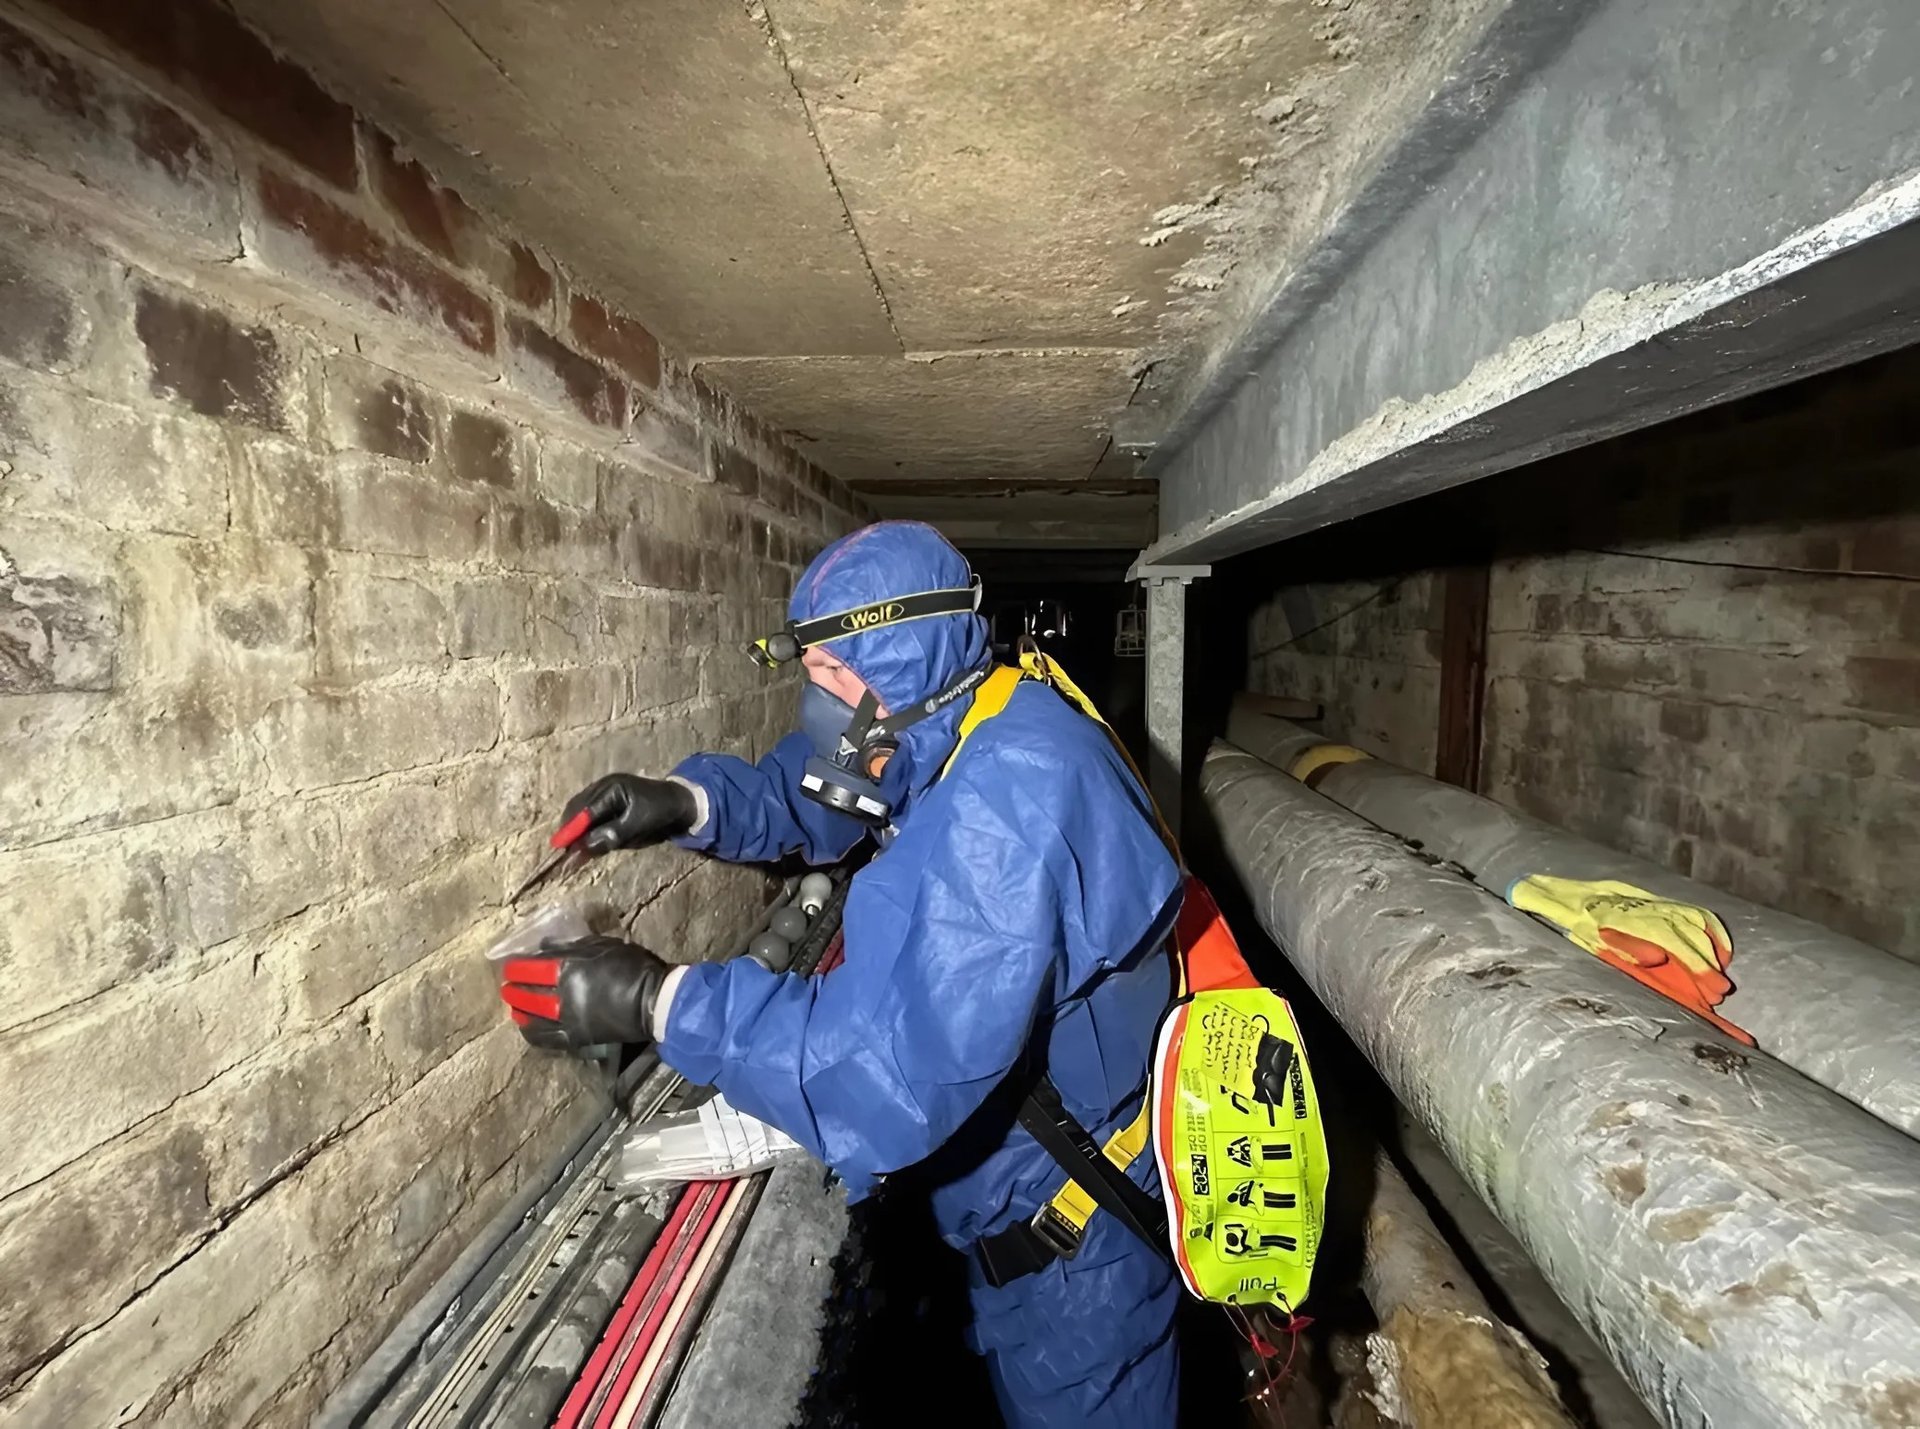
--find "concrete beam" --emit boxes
[1144,0,1920,563]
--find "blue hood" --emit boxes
[789,521,990,714]
[788,521,990,817]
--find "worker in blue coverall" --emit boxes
[502,521,1183,1426]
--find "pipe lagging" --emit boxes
[1225,701,1920,1142]
[1360,1151,1575,1427]
[1202,743,1920,1429]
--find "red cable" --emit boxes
[554,1184,705,1429]
[587,1181,737,1429]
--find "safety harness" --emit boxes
[942,651,1330,1313]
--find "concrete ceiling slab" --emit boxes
[763,0,1326,350]
[225,0,1479,544]
[865,483,1159,548]
[226,0,897,358]
[698,349,1141,485]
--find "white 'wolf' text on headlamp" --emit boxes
[747,579,982,669]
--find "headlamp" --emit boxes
[745,579,981,667]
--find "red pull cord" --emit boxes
[551,808,593,850]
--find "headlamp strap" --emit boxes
[792,581,980,649]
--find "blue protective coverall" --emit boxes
[658,521,1183,1427]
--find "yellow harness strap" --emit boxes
[938,653,1160,1247]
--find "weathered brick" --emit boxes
[0,949,268,1200]
[0,222,86,373]
[503,664,627,740]
[600,590,672,655]
[506,241,554,312]
[335,770,472,891]
[184,801,345,948]
[529,581,598,660]
[251,169,496,356]
[0,366,227,535]
[710,441,761,502]
[505,315,626,428]
[45,0,358,188]
[445,407,517,488]
[450,576,533,658]
[1658,699,1711,744]
[122,536,312,686]
[536,438,600,510]
[569,292,660,388]
[322,355,435,463]
[0,1028,529,1427]
[290,852,500,1022]
[364,127,474,264]
[625,403,703,478]
[364,935,501,1083]
[316,565,449,678]
[256,674,499,792]
[619,526,705,592]
[333,454,490,561]
[0,833,178,1032]
[0,529,118,694]
[135,285,287,430]
[0,690,247,846]
[228,433,336,544]
[0,1015,390,1394]
[493,496,621,580]
[0,12,237,254]
[0,1115,215,1386]
[1844,654,1920,719]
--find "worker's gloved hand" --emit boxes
[500,935,671,1053]
[1509,875,1754,1046]
[562,774,699,853]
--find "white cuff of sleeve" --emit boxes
[668,775,710,836]
[652,964,690,1041]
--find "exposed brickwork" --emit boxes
[43,0,358,187]
[507,240,555,311]
[254,168,497,357]
[1237,348,1920,961]
[0,2,871,1422]
[1245,571,1445,773]
[570,291,661,389]
[506,314,627,428]
[134,285,287,429]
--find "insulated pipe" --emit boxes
[1202,744,1920,1429]
[1360,1151,1574,1428]
[1225,701,1920,1140]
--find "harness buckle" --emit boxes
[1028,1202,1085,1261]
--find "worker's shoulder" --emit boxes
[947,678,1120,782]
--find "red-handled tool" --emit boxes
[507,808,596,905]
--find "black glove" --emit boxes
[562,773,698,854]
[500,935,671,1053]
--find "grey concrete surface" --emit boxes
[1148,0,1920,563]
[221,0,1500,542]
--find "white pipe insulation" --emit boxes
[1201,743,1920,1429]
[1223,701,1920,1141]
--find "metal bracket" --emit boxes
[1127,561,1211,587]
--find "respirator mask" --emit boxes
[748,578,984,827]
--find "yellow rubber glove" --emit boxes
[1509,875,1753,1046]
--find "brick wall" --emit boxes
[1236,348,1920,961]
[1244,566,1446,774]
[0,3,867,1423]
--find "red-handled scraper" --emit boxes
[507,808,594,905]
